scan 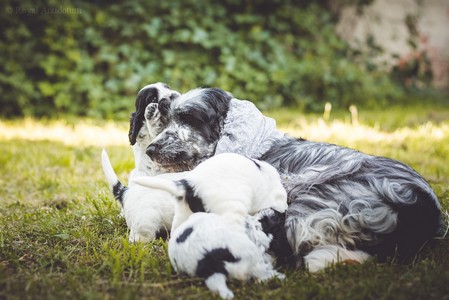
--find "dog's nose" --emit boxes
[146,144,159,157]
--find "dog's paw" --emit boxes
[129,232,154,244]
[145,103,159,121]
[205,273,234,300]
[218,289,234,300]
[275,271,286,280]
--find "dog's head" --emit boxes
[128,82,180,146]
[145,88,232,172]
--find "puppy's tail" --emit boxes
[101,148,127,205]
[131,176,184,198]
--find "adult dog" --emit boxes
[145,87,444,270]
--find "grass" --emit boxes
[1,104,449,299]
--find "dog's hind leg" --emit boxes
[304,245,371,272]
[204,273,234,299]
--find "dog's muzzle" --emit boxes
[146,141,194,172]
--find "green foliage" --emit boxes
[0,0,412,118]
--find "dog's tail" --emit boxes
[101,149,127,205]
[131,176,184,198]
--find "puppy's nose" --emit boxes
[146,144,159,157]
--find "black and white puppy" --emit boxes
[128,82,181,177]
[145,87,444,270]
[101,83,183,242]
[132,152,288,231]
[101,150,186,242]
[168,211,285,299]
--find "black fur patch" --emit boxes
[360,188,443,263]
[178,179,205,213]
[176,88,232,143]
[176,226,194,243]
[112,181,128,206]
[196,248,240,279]
[155,228,169,240]
[258,210,296,268]
[158,98,172,117]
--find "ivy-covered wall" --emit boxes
[1,0,405,119]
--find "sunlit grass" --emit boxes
[0,118,129,146]
[2,106,448,149]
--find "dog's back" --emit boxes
[168,212,284,299]
[182,153,288,214]
[261,137,443,263]
[133,153,288,230]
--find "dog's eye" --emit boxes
[179,113,203,130]
[151,95,158,103]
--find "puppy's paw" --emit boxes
[145,103,159,121]
[274,271,286,281]
[129,232,153,244]
[218,289,234,300]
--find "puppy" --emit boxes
[101,82,182,242]
[132,152,288,231]
[101,149,186,242]
[168,212,285,299]
[128,82,180,177]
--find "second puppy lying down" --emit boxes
[169,212,285,299]
[101,149,187,242]
[132,152,288,230]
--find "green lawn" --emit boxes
[1,105,449,299]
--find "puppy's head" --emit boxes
[145,88,232,172]
[128,83,180,145]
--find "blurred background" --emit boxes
[1,0,448,119]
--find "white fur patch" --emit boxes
[304,245,371,272]
[169,213,284,299]
[132,152,288,231]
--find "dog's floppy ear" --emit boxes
[128,87,159,145]
[128,112,139,145]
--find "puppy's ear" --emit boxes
[128,112,139,145]
[128,87,159,145]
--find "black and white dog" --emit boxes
[132,152,288,231]
[169,211,285,299]
[101,83,183,242]
[144,87,444,270]
[128,82,181,177]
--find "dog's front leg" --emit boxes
[204,273,234,299]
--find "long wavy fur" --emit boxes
[260,137,443,262]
